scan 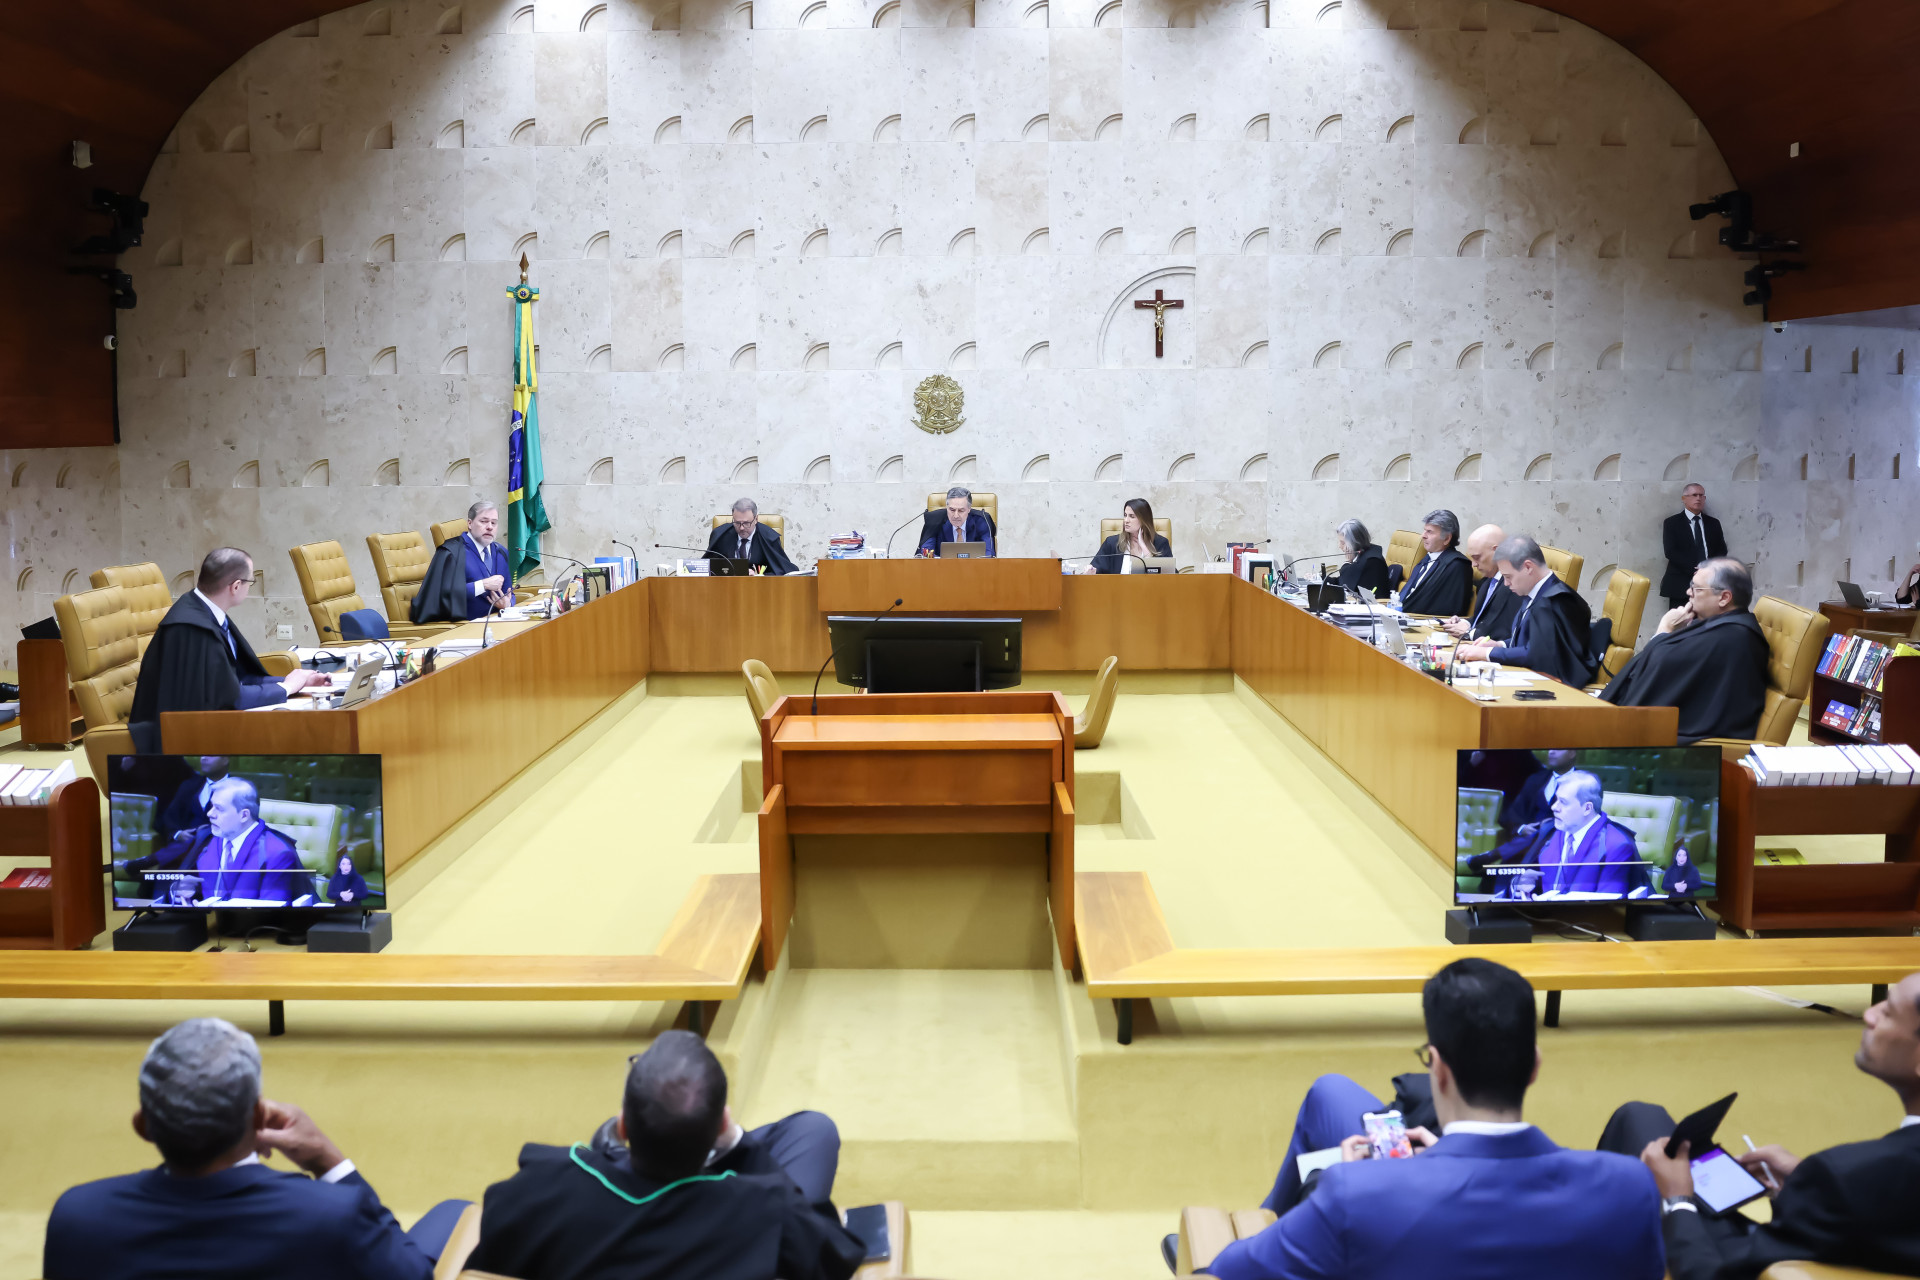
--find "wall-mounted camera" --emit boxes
[73,188,149,255]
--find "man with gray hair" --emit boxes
[1457,535,1596,687]
[1601,557,1771,742]
[413,498,514,621]
[1661,483,1726,609]
[1491,768,1642,900]
[705,497,797,574]
[45,1018,466,1279]
[919,486,996,557]
[1399,508,1474,617]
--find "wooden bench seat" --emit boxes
[1077,871,1920,1044]
[0,873,761,1035]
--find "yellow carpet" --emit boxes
[0,688,1907,1279]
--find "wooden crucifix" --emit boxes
[1133,288,1185,358]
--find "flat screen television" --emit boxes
[107,754,385,912]
[824,616,1023,692]
[1454,747,1720,904]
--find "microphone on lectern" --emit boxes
[1280,550,1345,586]
[883,511,933,559]
[811,598,904,714]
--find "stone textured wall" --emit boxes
[4,0,1917,650]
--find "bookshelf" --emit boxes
[0,777,104,949]
[1809,644,1918,747]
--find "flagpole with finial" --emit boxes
[506,253,548,595]
[519,251,529,285]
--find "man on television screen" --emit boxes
[178,778,309,905]
[1495,770,1641,898]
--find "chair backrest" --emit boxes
[712,514,787,535]
[1456,787,1503,859]
[431,518,469,548]
[1598,567,1651,676]
[289,541,367,642]
[366,531,434,620]
[926,492,999,526]
[53,586,141,730]
[259,798,346,875]
[743,659,782,722]
[1540,544,1583,590]
[1074,655,1121,748]
[1602,792,1685,872]
[1384,529,1423,575]
[1099,517,1172,547]
[1751,596,1831,745]
[90,562,173,656]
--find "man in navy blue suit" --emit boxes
[1204,958,1663,1280]
[1488,769,1644,899]
[44,1017,468,1280]
[1456,534,1595,687]
[918,487,996,557]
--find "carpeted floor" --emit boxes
[0,685,1905,1279]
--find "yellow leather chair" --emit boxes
[926,491,998,526]
[89,562,172,658]
[430,517,469,548]
[1540,544,1583,590]
[743,659,782,724]
[366,532,452,636]
[1385,529,1423,577]
[52,585,138,782]
[1099,516,1172,549]
[1074,656,1120,748]
[1587,566,1651,687]
[711,514,787,536]
[290,540,442,642]
[1697,596,1832,752]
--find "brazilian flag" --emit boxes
[506,281,550,583]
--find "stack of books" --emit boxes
[1819,697,1882,740]
[1815,634,1915,690]
[0,760,78,805]
[1744,743,1920,786]
[826,532,866,559]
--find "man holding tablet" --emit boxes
[1610,970,1920,1279]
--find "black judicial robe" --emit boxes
[1465,577,1524,642]
[1398,548,1473,616]
[706,522,798,575]
[467,1143,864,1280]
[1336,544,1390,598]
[1600,609,1770,743]
[1489,576,1595,688]
[128,593,287,754]
[412,538,509,623]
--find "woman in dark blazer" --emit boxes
[1662,845,1700,898]
[1085,498,1173,573]
[1334,519,1390,598]
[327,853,371,907]
[1399,508,1475,616]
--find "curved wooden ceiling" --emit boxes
[1,0,1914,447]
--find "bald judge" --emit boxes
[1442,524,1525,644]
[1601,558,1770,743]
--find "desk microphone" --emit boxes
[655,541,723,559]
[611,539,641,579]
[883,511,932,559]
[810,598,903,714]
[1063,552,1148,573]
[521,550,593,616]
[1280,551,1343,586]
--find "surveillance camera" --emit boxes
[1771,322,1786,334]
[102,335,116,350]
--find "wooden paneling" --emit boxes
[16,639,80,747]
[760,690,1075,967]
[1028,576,1230,670]
[818,559,1063,613]
[1230,578,1676,863]
[165,581,650,872]
[650,575,828,672]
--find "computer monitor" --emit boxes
[1454,747,1720,904]
[824,616,1023,692]
[107,754,386,912]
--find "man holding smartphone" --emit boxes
[1616,971,1920,1280]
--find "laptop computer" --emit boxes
[1836,580,1872,608]
[708,555,757,576]
[336,658,385,709]
[1138,557,1176,574]
[939,542,988,560]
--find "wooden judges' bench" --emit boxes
[156,563,1674,880]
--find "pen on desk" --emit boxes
[1742,1134,1779,1189]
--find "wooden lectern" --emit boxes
[757,691,1076,968]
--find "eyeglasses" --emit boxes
[1413,1043,1434,1068]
